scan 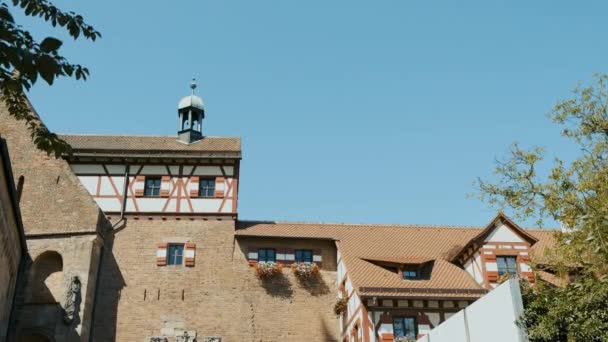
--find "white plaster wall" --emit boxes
[417,279,527,342]
[70,164,236,214]
[485,224,525,243]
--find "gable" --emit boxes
[0,102,108,234]
[484,224,525,243]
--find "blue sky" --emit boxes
[16,1,607,227]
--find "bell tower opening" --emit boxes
[177,78,205,144]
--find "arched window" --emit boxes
[27,251,63,304]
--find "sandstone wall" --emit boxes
[0,105,109,341]
[93,218,340,342]
[0,137,24,340]
[0,107,105,235]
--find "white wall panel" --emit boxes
[485,224,525,243]
[71,164,104,174]
[193,166,223,176]
[94,198,121,212]
[78,176,98,194]
[417,280,527,342]
[106,165,126,174]
[140,165,167,175]
[99,177,118,195]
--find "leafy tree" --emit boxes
[478,73,608,341]
[0,0,100,157]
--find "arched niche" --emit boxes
[27,251,64,304]
[18,332,53,342]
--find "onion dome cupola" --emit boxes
[177,78,205,143]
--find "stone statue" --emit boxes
[149,337,168,342]
[63,275,81,324]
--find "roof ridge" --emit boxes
[58,133,240,139]
[237,219,483,230]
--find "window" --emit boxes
[497,256,518,276]
[402,269,419,280]
[144,177,161,197]
[258,248,276,263]
[393,317,417,339]
[199,178,215,198]
[295,249,313,263]
[168,244,184,265]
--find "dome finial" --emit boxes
[190,78,197,94]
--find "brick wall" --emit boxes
[0,138,24,340]
[0,106,106,235]
[93,218,340,341]
[0,104,109,341]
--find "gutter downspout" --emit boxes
[120,165,129,220]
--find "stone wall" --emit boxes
[0,106,105,235]
[0,105,109,341]
[0,137,25,340]
[93,218,340,342]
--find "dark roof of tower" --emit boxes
[59,134,241,159]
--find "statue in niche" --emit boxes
[176,331,199,342]
[149,338,168,342]
[63,275,81,324]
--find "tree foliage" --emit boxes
[0,0,100,157]
[478,74,608,341]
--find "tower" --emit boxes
[177,79,205,143]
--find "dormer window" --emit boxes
[402,269,419,280]
[497,256,518,276]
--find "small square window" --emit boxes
[497,256,518,276]
[168,244,184,265]
[144,177,161,197]
[258,248,276,263]
[393,317,417,339]
[199,179,215,198]
[402,269,418,280]
[295,249,313,263]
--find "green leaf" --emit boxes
[40,37,62,52]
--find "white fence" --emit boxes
[417,279,528,342]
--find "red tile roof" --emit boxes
[236,220,556,299]
[59,134,241,158]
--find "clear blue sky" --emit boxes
[17,1,607,227]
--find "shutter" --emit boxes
[313,249,323,268]
[519,254,531,262]
[189,176,200,197]
[486,271,499,282]
[156,242,168,266]
[247,246,258,264]
[521,271,535,283]
[160,176,171,197]
[285,249,295,263]
[184,242,196,267]
[214,176,225,198]
[134,175,146,197]
[482,253,496,262]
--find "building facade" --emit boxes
[0,86,556,342]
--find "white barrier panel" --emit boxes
[417,279,528,342]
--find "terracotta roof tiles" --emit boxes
[236,220,557,299]
[59,134,241,158]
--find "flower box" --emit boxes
[291,262,320,279]
[333,297,348,316]
[255,262,282,279]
